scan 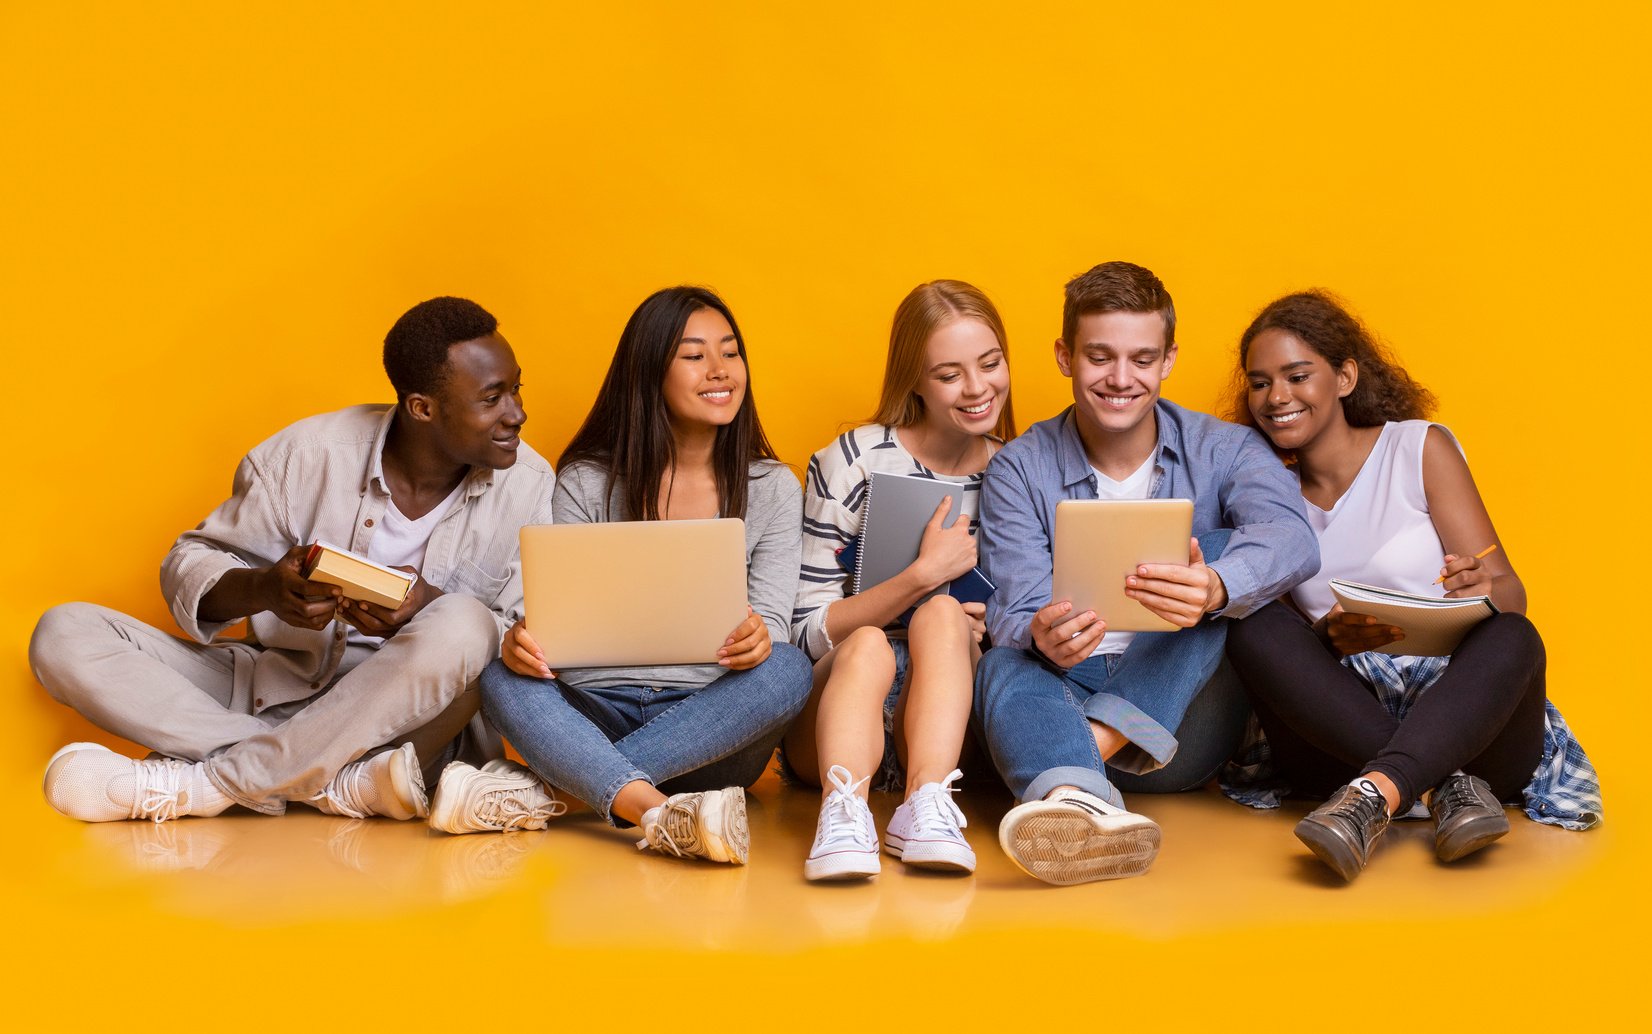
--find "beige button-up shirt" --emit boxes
[162,404,555,713]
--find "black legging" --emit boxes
[1225,601,1546,811]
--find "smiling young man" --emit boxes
[974,262,1318,885]
[31,296,555,825]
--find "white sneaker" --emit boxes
[637,786,749,864]
[804,765,880,881]
[998,786,1160,885]
[311,742,429,820]
[884,768,975,874]
[428,759,566,834]
[43,742,228,823]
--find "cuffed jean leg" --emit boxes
[480,661,654,823]
[618,644,813,793]
[1085,618,1229,775]
[973,647,1119,806]
[1111,658,1249,793]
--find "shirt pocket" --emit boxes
[448,558,511,605]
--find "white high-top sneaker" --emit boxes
[804,765,880,881]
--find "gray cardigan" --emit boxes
[550,459,802,691]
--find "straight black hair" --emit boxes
[559,286,779,520]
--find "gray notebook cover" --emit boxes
[854,472,967,595]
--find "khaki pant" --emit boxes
[29,594,503,814]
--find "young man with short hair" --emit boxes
[32,296,556,826]
[976,261,1318,885]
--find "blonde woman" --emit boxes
[786,280,1015,880]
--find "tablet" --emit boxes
[520,518,749,668]
[1051,499,1194,634]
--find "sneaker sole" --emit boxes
[1436,812,1510,863]
[384,745,430,821]
[427,761,478,835]
[999,811,1160,885]
[697,787,750,865]
[804,849,881,881]
[1294,818,1368,881]
[883,834,976,874]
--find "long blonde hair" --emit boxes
[869,279,1016,441]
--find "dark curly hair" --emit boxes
[383,296,499,400]
[1229,290,1436,430]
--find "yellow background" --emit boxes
[2,2,1646,1028]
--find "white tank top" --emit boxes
[1291,421,1459,621]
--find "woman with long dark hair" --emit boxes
[1224,291,1600,881]
[436,286,812,862]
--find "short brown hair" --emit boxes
[1062,261,1176,350]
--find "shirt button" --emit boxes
[254,698,263,708]
[334,629,344,640]
[310,681,321,690]
[364,518,374,528]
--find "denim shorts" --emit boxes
[780,635,912,793]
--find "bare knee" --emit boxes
[830,626,898,690]
[908,594,966,639]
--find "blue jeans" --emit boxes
[480,644,813,825]
[973,618,1241,806]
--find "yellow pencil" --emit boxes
[1434,543,1499,584]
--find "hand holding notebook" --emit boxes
[1327,579,1498,657]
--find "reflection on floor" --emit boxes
[54,767,1604,948]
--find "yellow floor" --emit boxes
[6,744,1636,1031]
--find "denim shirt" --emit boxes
[980,401,1319,652]
[161,405,556,712]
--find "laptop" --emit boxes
[520,518,749,668]
[1051,499,1194,633]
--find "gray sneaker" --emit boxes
[1429,772,1510,862]
[1294,779,1389,881]
[637,786,749,864]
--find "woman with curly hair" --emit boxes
[1223,291,1599,881]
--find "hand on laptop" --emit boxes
[717,606,771,670]
[1031,600,1106,670]
[337,569,442,639]
[1124,537,1227,627]
[501,620,556,679]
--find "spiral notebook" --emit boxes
[851,472,994,606]
[1328,579,1499,657]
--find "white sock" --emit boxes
[188,764,233,817]
[1351,776,1384,799]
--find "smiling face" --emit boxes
[1244,327,1357,451]
[1056,310,1176,440]
[662,306,746,433]
[428,333,526,469]
[913,317,1010,438]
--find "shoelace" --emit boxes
[313,761,372,819]
[132,758,188,824]
[479,787,567,831]
[637,798,699,856]
[1435,776,1484,813]
[907,769,967,837]
[816,765,874,849]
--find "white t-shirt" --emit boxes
[348,480,464,646]
[1088,451,1155,656]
